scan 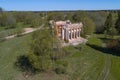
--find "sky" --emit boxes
[0,0,120,11]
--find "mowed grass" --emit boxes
[92,34,120,80]
[0,34,31,80]
[0,33,120,80]
[110,56,120,80]
[64,35,105,80]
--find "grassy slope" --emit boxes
[0,34,31,80]
[0,33,120,80]
[110,56,120,80]
[64,35,105,80]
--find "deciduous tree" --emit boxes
[28,29,53,71]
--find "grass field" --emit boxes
[0,34,31,80]
[0,27,24,39]
[0,33,120,80]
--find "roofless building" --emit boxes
[49,20,87,46]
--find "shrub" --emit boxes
[15,55,35,73]
[107,38,120,52]
[55,65,66,74]
[56,60,68,67]
[15,27,23,36]
[65,39,69,43]
[54,60,68,74]
[0,38,6,42]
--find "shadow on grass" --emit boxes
[0,38,6,42]
[15,55,36,74]
[99,38,114,43]
[87,43,120,57]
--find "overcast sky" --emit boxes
[0,0,120,11]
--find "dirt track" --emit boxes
[5,24,44,40]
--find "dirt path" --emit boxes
[5,24,44,40]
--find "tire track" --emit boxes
[97,55,111,80]
[104,55,111,80]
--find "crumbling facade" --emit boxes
[49,20,87,46]
[55,20,83,41]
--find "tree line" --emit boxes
[1,7,120,37]
[0,8,44,29]
[104,12,120,38]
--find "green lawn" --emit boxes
[0,33,120,80]
[0,34,31,80]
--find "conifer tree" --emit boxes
[104,13,117,38]
[115,11,120,33]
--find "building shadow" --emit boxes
[87,43,120,57]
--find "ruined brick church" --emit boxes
[49,20,87,46]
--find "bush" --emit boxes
[65,39,69,43]
[15,55,35,73]
[55,65,66,74]
[28,53,53,72]
[54,60,68,74]
[16,34,23,37]
[15,26,23,36]
[107,38,120,52]
[56,60,68,67]
[0,38,6,42]
[50,48,70,61]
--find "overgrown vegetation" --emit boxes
[15,28,70,75]
[0,7,120,37]
[0,31,119,80]
[0,6,120,80]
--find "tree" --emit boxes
[87,11,108,33]
[104,13,117,38]
[28,29,53,71]
[81,16,96,37]
[27,23,64,72]
[0,12,16,28]
[104,13,113,31]
[13,12,26,22]
[0,7,3,14]
[72,13,81,22]
[47,12,64,21]
[6,13,16,28]
[72,11,86,22]
[115,11,120,33]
